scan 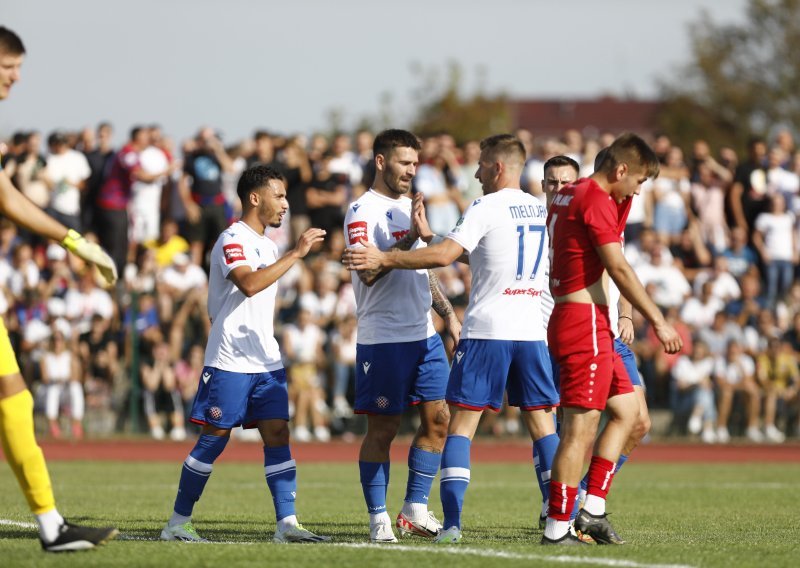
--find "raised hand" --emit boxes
[61,230,118,286]
[294,228,327,258]
[410,193,434,243]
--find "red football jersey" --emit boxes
[547,178,620,296]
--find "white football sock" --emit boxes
[582,494,606,516]
[168,511,191,527]
[401,501,428,520]
[277,515,298,531]
[36,508,65,543]
[544,518,570,540]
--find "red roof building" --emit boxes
[510,96,663,138]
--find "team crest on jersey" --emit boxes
[375,396,389,409]
[223,243,246,264]
[362,361,371,374]
[207,406,223,421]
[347,221,368,245]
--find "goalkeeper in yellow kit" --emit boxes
[0,26,118,552]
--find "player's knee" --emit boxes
[366,419,400,448]
[631,413,650,442]
[263,421,290,446]
[421,403,450,438]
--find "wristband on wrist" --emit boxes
[61,229,83,252]
[619,315,633,321]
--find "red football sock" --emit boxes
[547,480,578,521]
[585,455,617,500]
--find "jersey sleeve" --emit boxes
[446,199,489,253]
[582,189,620,247]
[343,202,374,249]
[217,229,250,277]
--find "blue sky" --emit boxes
[2,0,747,144]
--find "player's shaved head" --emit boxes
[479,134,526,169]
[596,133,659,179]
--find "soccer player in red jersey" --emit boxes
[542,133,682,545]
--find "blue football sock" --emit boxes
[533,433,559,504]
[405,446,442,505]
[173,434,229,517]
[360,461,389,514]
[440,435,471,530]
[264,445,297,521]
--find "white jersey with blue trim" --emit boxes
[205,221,283,373]
[344,190,435,345]
[447,188,548,341]
[540,257,554,335]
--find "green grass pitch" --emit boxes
[1,460,798,567]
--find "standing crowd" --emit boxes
[2,123,798,444]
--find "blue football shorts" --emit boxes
[190,366,289,429]
[614,337,642,387]
[447,339,559,411]
[354,334,449,415]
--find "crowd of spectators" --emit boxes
[0,123,798,444]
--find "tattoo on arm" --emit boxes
[357,232,418,285]
[428,269,455,320]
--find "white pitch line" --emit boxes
[0,519,36,529]
[1,518,694,567]
[329,543,695,568]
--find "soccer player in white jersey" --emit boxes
[345,134,560,544]
[343,129,461,543]
[160,165,329,544]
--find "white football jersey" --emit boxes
[344,190,435,345]
[447,189,548,341]
[205,221,283,373]
[540,258,554,334]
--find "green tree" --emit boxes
[411,61,511,145]
[657,0,800,152]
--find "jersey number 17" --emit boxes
[515,224,545,280]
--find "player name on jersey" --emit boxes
[508,204,547,219]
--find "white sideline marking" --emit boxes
[330,543,695,567]
[0,519,36,529]
[2,518,694,567]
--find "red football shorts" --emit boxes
[548,303,633,410]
